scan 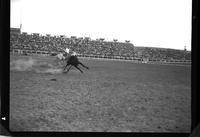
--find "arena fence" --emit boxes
[10,49,191,65]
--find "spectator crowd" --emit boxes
[10,31,191,61]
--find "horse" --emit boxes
[63,54,89,73]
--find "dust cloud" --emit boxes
[10,57,63,74]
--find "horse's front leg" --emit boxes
[65,65,72,73]
[78,62,89,69]
[74,65,83,73]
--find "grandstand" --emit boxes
[134,47,191,62]
[10,28,21,35]
[10,28,191,63]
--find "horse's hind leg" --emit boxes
[78,62,89,69]
[74,65,83,73]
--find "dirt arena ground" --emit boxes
[9,55,191,132]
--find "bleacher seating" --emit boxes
[10,30,191,61]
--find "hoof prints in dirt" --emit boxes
[10,58,63,74]
[50,78,57,81]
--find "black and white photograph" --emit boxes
[10,0,191,132]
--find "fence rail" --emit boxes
[10,49,191,64]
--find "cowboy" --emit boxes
[64,47,77,56]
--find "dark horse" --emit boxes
[63,55,89,73]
